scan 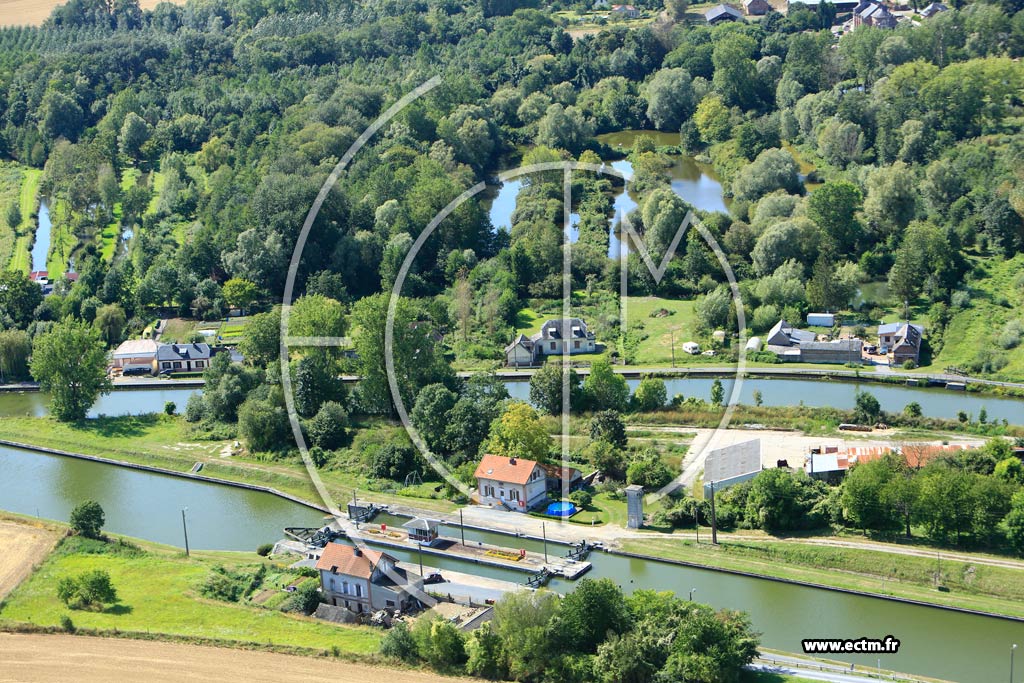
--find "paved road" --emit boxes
[751,652,934,683]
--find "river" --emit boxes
[0,453,1020,682]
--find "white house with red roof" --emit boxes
[315,542,422,614]
[474,453,549,512]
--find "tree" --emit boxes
[31,320,112,421]
[633,377,667,412]
[0,270,44,328]
[712,33,761,110]
[645,68,697,131]
[70,500,105,538]
[557,578,632,653]
[380,621,419,662]
[807,181,863,253]
[536,104,593,154]
[842,456,903,532]
[487,402,550,462]
[732,149,803,203]
[307,401,349,450]
[0,329,32,381]
[118,112,151,160]
[237,397,292,453]
[529,363,581,416]
[915,467,975,544]
[492,590,560,681]
[93,304,127,347]
[590,410,628,449]
[222,278,259,314]
[694,95,731,144]
[465,621,505,679]
[665,0,688,22]
[627,450,674,490]
[413,617,466,669]
[695,286,732,332]
[864,162,917,237]
[411,383,458,453]
[583,357,630,412]
[1003,489,1024,556]
[6,202,21,229]
[238,307,281,367]
[994,457,1024,483]
[745,469,827,532]
[369,443,417,481]
[710,379,724,406]
[853,390,881,425]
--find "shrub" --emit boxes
[281,579,322,614]
[997,320,1022,350]
[164,401,177,415]
[902,359,916,370]
[57,569,118,609]
[184,392,205,423]
[569,490,592,509]
[380,621,419,662]
[256,543,273,557]
[307,401,349,450]
[59,614,75,633]
[903,402,922,417]
[199,564,266,602]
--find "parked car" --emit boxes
[424,572,445,585]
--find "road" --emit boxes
[0,633,476,683]
[750,652,937,683]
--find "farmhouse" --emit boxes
[156,343,215,374]
[878,321,924,365]
[504,318,596,366]
[743,0,772,15]
[316,543,422,614]
[920,1,948,17]
[610,4,640,18]
[474,453,549,512]
[853,1,897,28]
[705,4,743,23]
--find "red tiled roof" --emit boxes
[315,543,386,579]
[848,444,974,469]
[475,453,542,486]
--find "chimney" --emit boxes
[353,547,362,557]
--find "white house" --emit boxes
[474,453,549,512]
[611,4,640,18]
[504,318,596,366]
[316,543,422,614]
[156,343,214,374]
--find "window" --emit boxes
[330,578,336,590]
[342,581,348,594]
[162,362,171,369]
[173,361,182,369]
[511,489,520,502]
[574,340,580,349]
[386,600,395,607]
[550,341,556,350]
[355,584,363,597]
[195,360,204,368]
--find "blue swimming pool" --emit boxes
[545,501,578,517]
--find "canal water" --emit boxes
[504,376,1024,425]
[0,444,324,550]
[30,200,51,272]
[1,379,1020,426]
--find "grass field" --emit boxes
[0,163,41,271]
[45,198,77,275]
[0,0,184,27]
[624,537,1024,619]
[0,534,381,652]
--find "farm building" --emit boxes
[703,439,762,497]
[807,313,836,327]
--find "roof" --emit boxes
[533,318,593,342]
[745,336,762,351]
[156,343,213,362]
[706,3,743,20]
[767,319,816,346]
[402,518,440,532]
[806,453,850,474]
[704,439,762,484]
[743,0,770,6]
[847,444,974,469]
[504,333,534,354]
[29,270,48,281]
[921,1,947,14]
[315,543,387,579]
[541,463,582,481]
[798,339,862,352]
[112,339,162,357]
[475,453,542,486]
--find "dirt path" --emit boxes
[0,518,62,601]
[0,633,475,682]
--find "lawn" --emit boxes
[0,535,380,653]
[97,168,139,261]
[0,163,23,267]
[623,536,1024,619]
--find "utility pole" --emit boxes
[542,522,548,563]
[417,542,424,577]
[181,508,190,557]
[1011,643,1017,683]
[695,503,700,544]
[709,481,719,545]
[459,509,465,546]
[670,328,676,368]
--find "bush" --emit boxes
[256,543,273,556]
[902,359,917,370]
[59,614,75,633]
[57,569,118,609]
[281,579,322,614]
[184,392,205,423]
[199,564,266,602]
[632,377,667,412]
[69,500,105,539]
[380,621,419,662]
[307,401,349,450]
[569,490,592,509]
[164,401,177,415]
[903,402,922,417]
[997,320,1022,350]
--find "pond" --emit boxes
[485,130,729,260]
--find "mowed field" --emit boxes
[0,634,480,683]
[0,0,185,27]
[0,517,62,601]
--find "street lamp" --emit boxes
[688,587,697,601]
[181,507,190,557]
[1012,643,1017,683]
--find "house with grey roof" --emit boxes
[920,1,948,17]
[853,1,897,28]
[766,319,863,364]
[878,322,924,365]
[156,343,215,374]
[706,3,743,23]
[743,0,772,14]
[504,318,596,366]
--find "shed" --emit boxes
[705,3,743,22]
[744,336,761,352]
[402,518,441,546]
[807,313,836,327]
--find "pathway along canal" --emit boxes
[1,378,1021,423]
[1,446,1021,681]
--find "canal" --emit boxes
[2,377,1020,425]
[1,451,1020,682]
[30,200,51,272]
